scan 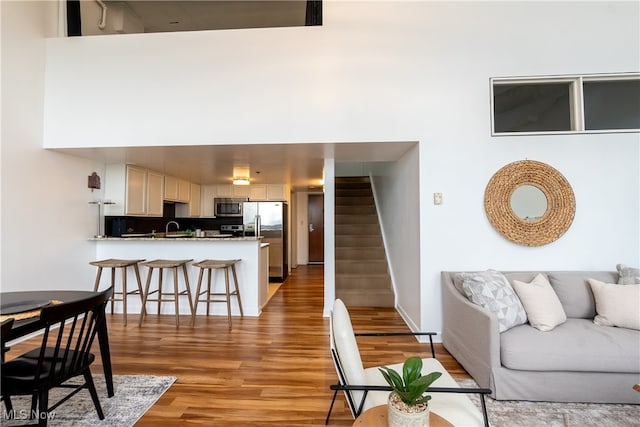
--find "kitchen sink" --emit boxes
[164,232,193,238]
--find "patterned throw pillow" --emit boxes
[458,270,527,332]
[617,264,640,285]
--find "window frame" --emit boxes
[490,73,640,136]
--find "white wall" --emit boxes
[370,145,421,330]
[1,1,104,292]
[12,1,640,332]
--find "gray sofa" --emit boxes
[441,271,640,404]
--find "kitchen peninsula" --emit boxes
[90,236,269,317]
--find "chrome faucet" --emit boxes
[165,221,180,234]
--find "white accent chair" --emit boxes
[326,299,490,426]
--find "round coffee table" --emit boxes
[353,404,453,426]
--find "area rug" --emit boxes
[458,379,640,427]
[3,374,176,426]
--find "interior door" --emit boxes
[308,194,324,264]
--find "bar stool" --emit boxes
[192,259,244,329]
[139,259,195,327]
[90,258,145,326]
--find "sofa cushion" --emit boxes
[588,279,640,330]
[617,264,640,285]
[500,318,640,373]
[546,271,618,319]
[512,274,567,331]
[459,270,527,332]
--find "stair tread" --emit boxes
[334,176,393,307]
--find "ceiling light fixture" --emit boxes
[233,177,250,186]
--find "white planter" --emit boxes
[387,392,430,427]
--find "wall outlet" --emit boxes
[434,192,443,205]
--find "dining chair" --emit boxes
[1,287,112,426]
[1,317,14,362]
[1,317,15,416]
[326,299,491,426]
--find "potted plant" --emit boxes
[379,356,442,427]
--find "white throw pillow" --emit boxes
[512,273,567,331]
[459,270,527,332]
[587,278,640,330]
[616,264,640,285]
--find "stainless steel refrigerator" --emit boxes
[243,201,288,282]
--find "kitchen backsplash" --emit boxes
[105,204,243,236]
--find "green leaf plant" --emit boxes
[378,356,443,406]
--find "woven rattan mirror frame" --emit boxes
[484,160,575,246]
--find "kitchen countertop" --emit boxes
[89,236,262,241]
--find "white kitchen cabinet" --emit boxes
[201,185,216,217]
[233,185,250,198]
[104,164,162,216]
[125,165,146,215]
[176,183,201,218]
[267,184,288,201]
[178,179,191,202]
[249,184,267,201]
[248,184,288,201]
[216,184,250,198]
[147,171,164,217]
[216,184,234,197]
[164,176,179,201]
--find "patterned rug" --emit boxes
[458,379,640,427]
[2,374,176,426]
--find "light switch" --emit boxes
[433,192,443,205]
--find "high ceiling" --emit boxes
[68,1,410,190]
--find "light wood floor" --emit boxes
[7,265,470,426]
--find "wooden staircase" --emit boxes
[334,177,395,307]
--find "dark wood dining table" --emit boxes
[1,290,115,397]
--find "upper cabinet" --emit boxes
[165,176,190,203]
[147,171,164,216]
[176,183,201,218]
[215,184,250,198]
[104,164,163,217]
[200,183,291,216]
[267,184,288,201]
[178,179,191,203]
[251,184,289,201]
[164,175,179,201]
[125,165,146,215]
[105,164,202,217]
[249,184,267,201]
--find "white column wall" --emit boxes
[369,145,421,330]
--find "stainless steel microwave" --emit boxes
[214,197,247,217]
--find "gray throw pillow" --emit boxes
[459,270,527,332]
[617,264,640,285]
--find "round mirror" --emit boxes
[510,184,547,222]
[484,160,575,246]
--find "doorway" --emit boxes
[308,194,324,264]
